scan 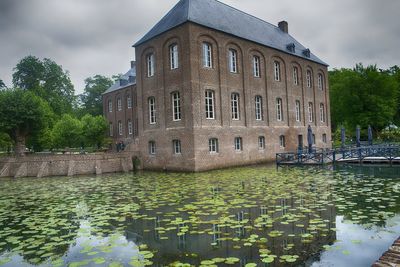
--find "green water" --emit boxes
[0,165,399,267]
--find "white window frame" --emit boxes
[276,98,283,121]
[255,95,263,121]
[127,96,132,109]
[258,136,265,150]
[293,66,299,85]
[229,49,237,73]
[234,137,242,151]
[117,98,122,111]
[172,92,181,121]
[279,135,286,148]
[149,141,156,155]
[108,100,113,113]
[147,53,155,77]
[202,42,212,68]
[209,138,218,153]
[231,93,240,120]
[205,90,215,119]
[109,123,113,137]
[148,97,156,124]
[118,121,122,136]
[169,44,179,70]
[295,100,301,122]
[318,74,323,90]
[274,61,281,81]
[308,102,314,123]
[253,56,260,77]
[320,103,325,123]
[306,70,312,88]
[128,120,133,135]
[173,139,182,154]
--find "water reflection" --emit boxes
[0,165,398,266]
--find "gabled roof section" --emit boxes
[133,0,327,66]
[103,64,136,95]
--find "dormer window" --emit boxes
[286,43,295,53]
[303,49,311,58]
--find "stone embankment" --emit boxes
[373,237,400,267]
[0,152,139,178]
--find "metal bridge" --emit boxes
[276,144,400,166]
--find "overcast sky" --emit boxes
[1,0,399,94]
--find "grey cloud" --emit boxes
[0,0,399,93]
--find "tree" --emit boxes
[80,75,113,116]
[0,89,53,156]
[81,114,109,148]
[51,114,83,149]
[329,64,398,133]
[0,79,6,89]
[12,55,75,115]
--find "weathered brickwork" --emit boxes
[103,5,331,171]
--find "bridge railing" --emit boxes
[276,144,400,165]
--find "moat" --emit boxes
[0,164,399,267]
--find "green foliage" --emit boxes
[0,79,6,89]
[0,89,53,154]
[0,132,13,151]
[379,128,400,142]
[79,75,113,116]
[12,55,75,115]
[330,64,399,133]
[81,114,109,148]
[51,114,83,148]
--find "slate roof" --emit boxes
[133,0,327,66]
[103,64,136,95]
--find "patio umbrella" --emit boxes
[341,126,346,148]
[356,126,361,147]
[307,125,313,153]
[368,125,373,146]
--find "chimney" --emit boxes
[130,60,136,69]
[278,21,288,33]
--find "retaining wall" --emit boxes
[0,153,139,178]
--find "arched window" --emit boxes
[320,103,325,122]
[118,121,122,136]
[293,66,299,85]
[276,98,283,121]
[306,70,312,88]
[255,95,263,121]
[147,53,155,77]
[231,93,240,120]
[127,95,132,109]
[253,56,260,77]
[229,49,238,73]
[117,98,122,111]
[148,97,156,124]
[108,100,113,113]
[109,123,113,137]
[274,61,281,81]
[202,42,212,68]
[308,102,314,122]
[171,92,181,121]
[128,119,133,135]
[318,73,324,90]
[169,44,179,69]
[205,90,215,119]
[295,100,301,122]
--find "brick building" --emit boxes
[103,0,331,171]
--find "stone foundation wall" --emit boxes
[0,153,138,178]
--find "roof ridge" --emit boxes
[210,0,280,31]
